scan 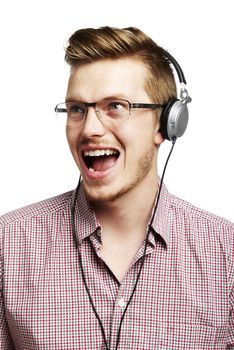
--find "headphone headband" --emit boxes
[162,49,187,84]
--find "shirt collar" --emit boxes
[149,182,173,247]
[71,182,100,244]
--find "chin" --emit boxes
[84,185,122,203]
[83,179,140,204]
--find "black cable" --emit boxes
[78,244,109,349]
[71,176,110,349]
[71,139,176,350]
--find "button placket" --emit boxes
[109,244,153,349]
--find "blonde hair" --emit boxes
[65,26,176,105]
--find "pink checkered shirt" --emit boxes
[0,183,234,349]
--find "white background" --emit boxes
[0,0,233,222]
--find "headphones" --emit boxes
[159,50,192,141]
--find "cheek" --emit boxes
[120,120,156,151]
[121,130,155,169]
[66,126,77,146]
[116,121,140,144]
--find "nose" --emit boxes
[80,106,106,138]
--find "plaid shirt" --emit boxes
[0,183,234,350]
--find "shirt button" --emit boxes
[118,297,126,308]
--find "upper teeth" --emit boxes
[83,149,118,157]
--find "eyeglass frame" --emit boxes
[54,98,165,121]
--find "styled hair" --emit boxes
[65,26,177,105]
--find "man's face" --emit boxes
[66,58,163,203]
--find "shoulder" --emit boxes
[169,192,234,233]
[168,192,234,269]
[170,192,234,295]
[0,191,74,228]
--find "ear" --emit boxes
[154,127,165,146]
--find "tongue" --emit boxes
[92,155,117,172]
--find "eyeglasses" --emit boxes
[55,98,164,125]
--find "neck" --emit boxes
[91,171,159,283]
[92,173,159,238]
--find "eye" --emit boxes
[102,100,129,118]
[108,101,125,111]
[67,102,86,115]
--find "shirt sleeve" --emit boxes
[227,287,234,349]
[226,224,234,349]
[0,223,15,349]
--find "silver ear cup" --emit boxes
[167,100,189,141]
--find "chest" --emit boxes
[99,239,144,282]
[4,237,230,349]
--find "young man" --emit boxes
[0,26,233,349]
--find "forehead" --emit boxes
[66,58,150,102]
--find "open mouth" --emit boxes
[82,149,120,173]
